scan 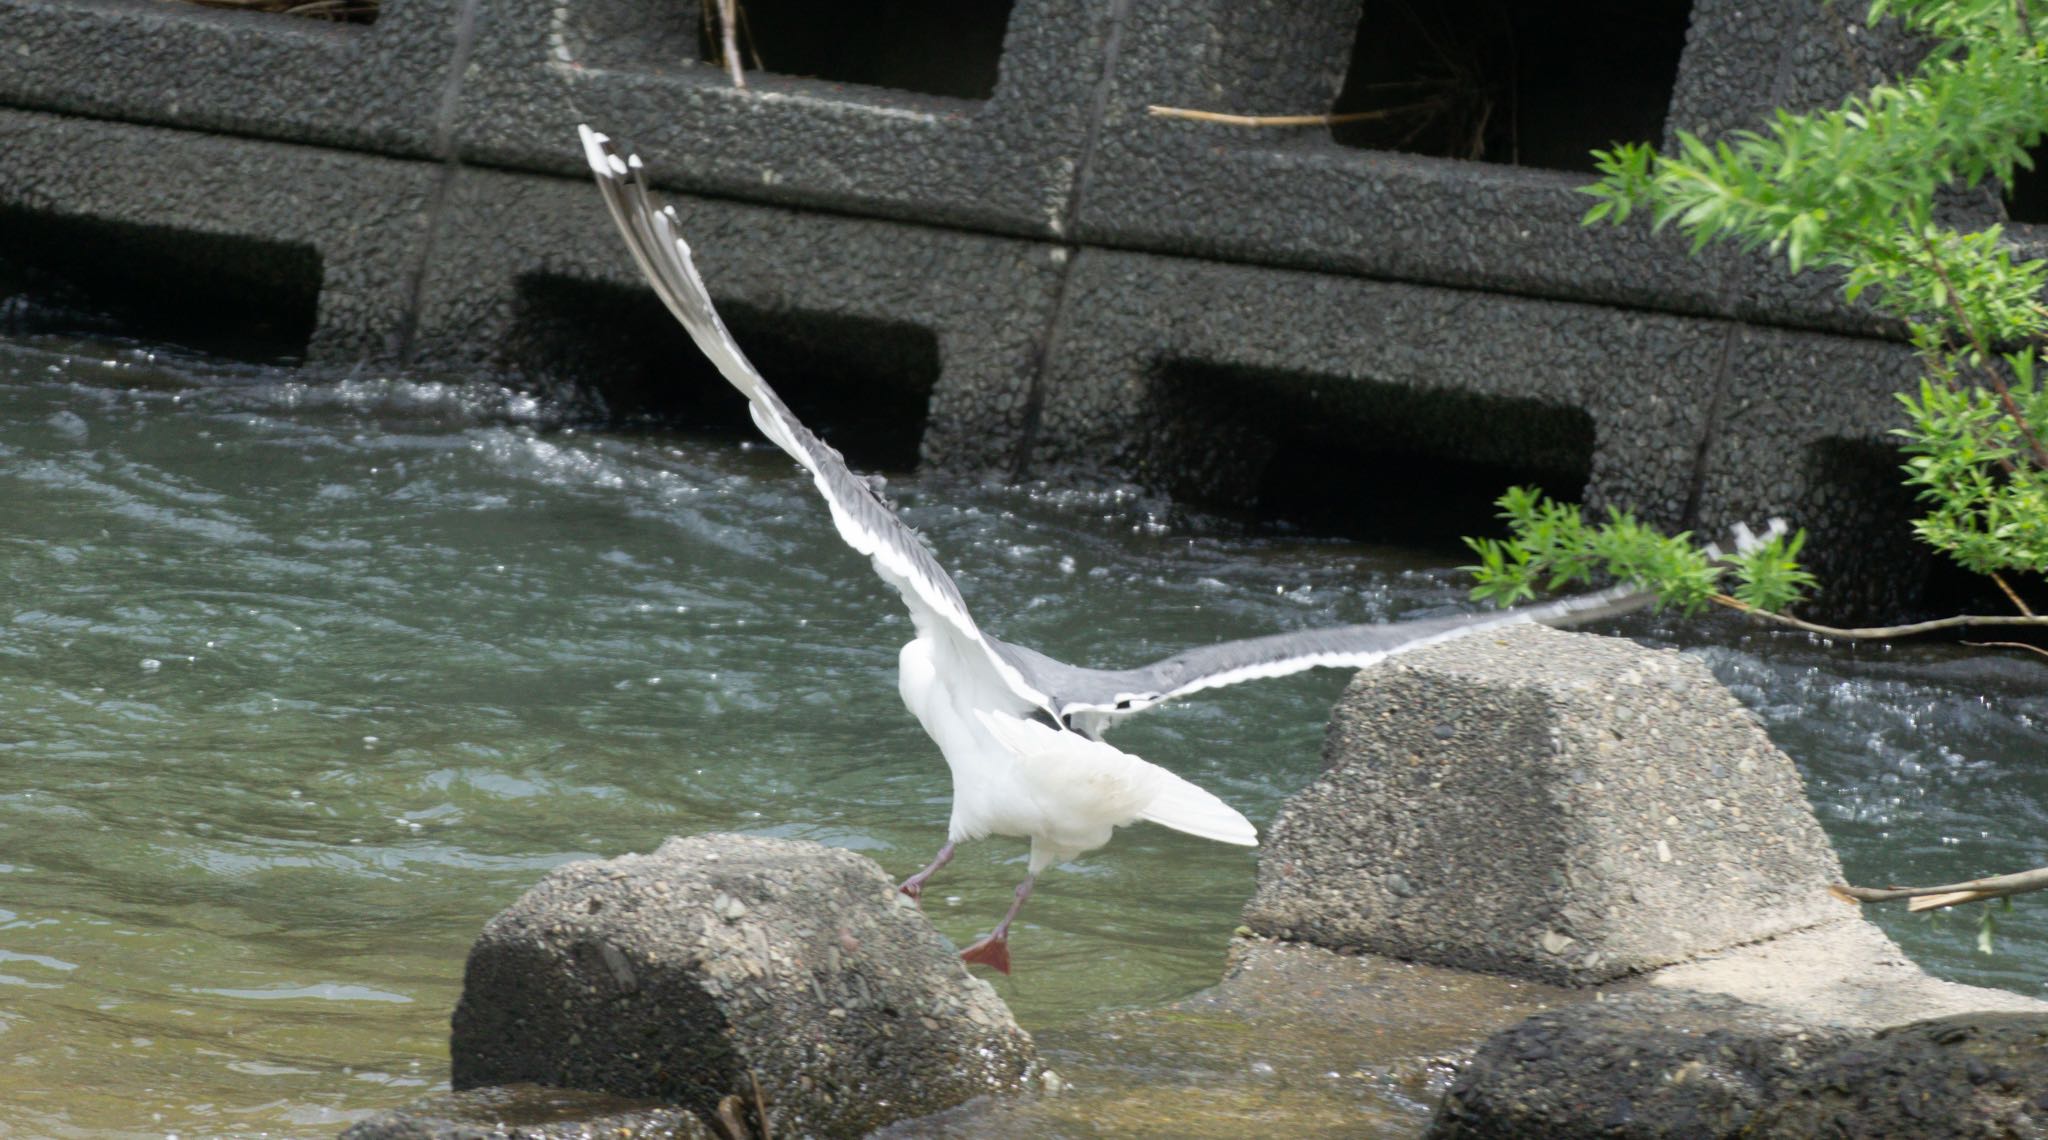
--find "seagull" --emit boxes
[577,126,1652,973]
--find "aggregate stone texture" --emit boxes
[450,834,1040,1139]
[0,0,1963,346]
[1647,918,2048,1032]
[1078,0,1721,319]
[1075,0,1918,333]
[450,0,1113,237]
[1425,990,1865,1140]
[1690,323,1934,622]
[1749,1012,2048,1138]
[1673,0,1958,337]
[0,0,462,159]
[1243,623,1845,986]
[409,165,1061,472]
[0,108,437,362]
[339,1085,718,1140]
[1032,248,1716,530]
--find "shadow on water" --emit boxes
[0,329,2040,1137]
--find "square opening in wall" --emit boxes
[697,0,1014,100]
[1330,0,1694,171]
[2002,142,2048,224]
[508,274,938,472]
[1145,361,1595,552]
[167,0,377,24]
[1793,438,2034,624]
[0,209,321,363]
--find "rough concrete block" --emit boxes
[410,163,1062,471]
[451,834,1041,1139]
[1690,323,1932,620]
[0,0,462,159]
[1077,0,1722,316]
[1029,247,1720,530]
[1244,623,1846,985]
[0,108,438,361]
[1648,919,2048,1031]
[1076,0,1931,338]
[449,0,1112,237]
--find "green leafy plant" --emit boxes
[1473,0,2048,641]
[1464,487,1813,615]
[1517,0,2048,933]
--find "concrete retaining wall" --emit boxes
[0,0,2019,612]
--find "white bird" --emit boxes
[578,126,1652,973]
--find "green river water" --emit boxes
[0,330,2042,1137]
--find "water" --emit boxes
[0,332,2041,1138]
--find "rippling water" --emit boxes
[0,333,2042,1137]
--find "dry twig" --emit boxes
[717,0,746,89]
[1991,571,2037,616]
[1709,593,2048,642]
[1831,865,2048,911]
[1963,639,2048,658]
[1146,104,1404,128]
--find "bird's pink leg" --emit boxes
[960,873,1038,975]
[897,841,956,904]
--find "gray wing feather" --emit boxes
[578,126,1056,712]
[1055,586,1653,721]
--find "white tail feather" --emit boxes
[1140,777,1258,846]
[971,710,1257,851]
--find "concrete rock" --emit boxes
[1244,623,1845,984]
[1427,991,1862,1139]
[1751,1012,2048,1138]
[340,1085,717,1140]
[1429,1001,2048,1140]
[1647,917,2048,1030]
[451,834,1039,1138]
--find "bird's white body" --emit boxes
[899,629,1251,874]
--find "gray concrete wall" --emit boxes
[0,0,2010,613]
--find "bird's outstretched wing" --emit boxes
[1055,586,1652,732]
[578,126,1055,713]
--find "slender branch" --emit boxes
[1972,355,2048,469]
[1146,104,1419,128]
[1831,865,2048,910]
[1708,593,2048,639]
[1965,639,2048,658]
[751,1069,773,1140]
[715,1094,750,1140]
[717,0,746,89]
[1915,231,2048,469]
[1831,236,2025,476]
[738,0,762,70]
[1991,571,2038,616]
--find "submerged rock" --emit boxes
[340,1085,718,1139]
[1245,623,1845,985]
[449,833,1040,1138]
[1427,991,1859,1139]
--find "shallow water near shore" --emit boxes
[0,332,2043,1138]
